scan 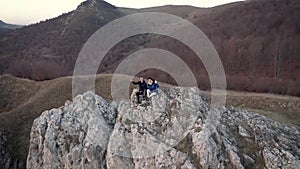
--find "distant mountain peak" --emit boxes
[0,20,23,30]
[80,0,117,9]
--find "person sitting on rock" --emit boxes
[131,77,147,104]
[147,77,159,98]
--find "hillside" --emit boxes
[0,0,299,95]
[0,20,23,30]
[0,74,299,168]
[143,0,300,95]
[0,20,23,34]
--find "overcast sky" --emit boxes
[0,0,243,25]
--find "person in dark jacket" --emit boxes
[147,77,159,97]
[131,77,147,103]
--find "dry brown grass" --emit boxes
[202,90,300,129]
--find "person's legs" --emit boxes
[136,91,142,103]
[142,89,147,100]
[149,91,157,97]
[147,89,151,97]
[131,89,138,101]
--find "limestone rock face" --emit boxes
[26,91,117,169]
[27,88,300,169]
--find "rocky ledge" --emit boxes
[27,88,300,169]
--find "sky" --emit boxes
[0,0,243,25]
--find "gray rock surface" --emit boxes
[0,130,11,169]
[0,130,24,169]
[27,91,117,169]
[27,88,300,169]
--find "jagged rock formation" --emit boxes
[0,129,25,169]
[27,88,300,168]
[0,130,11,168]
[27,91,117,169]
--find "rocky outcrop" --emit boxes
[27,88,300,168]
[26,91,117,169]
[0,129,25,169]
[0,130,11,169]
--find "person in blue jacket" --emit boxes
[147,77,159,97]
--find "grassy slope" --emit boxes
[0,74,117,163]
[202,90,300,129]
[0,74,299,164]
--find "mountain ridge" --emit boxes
[0,20,23,33]
[0,0,299,95]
